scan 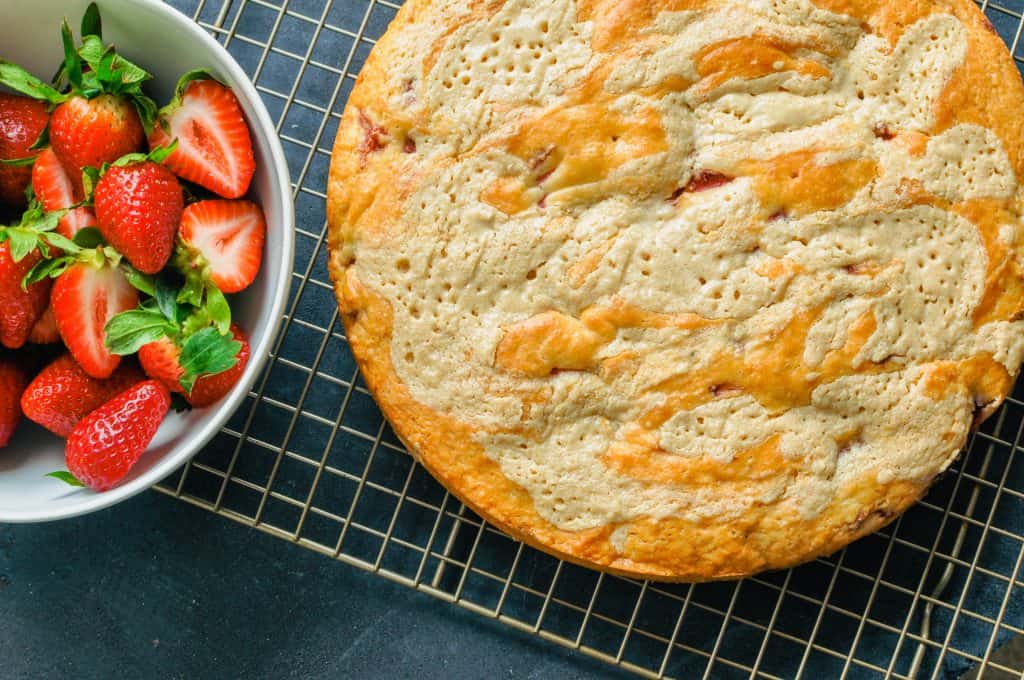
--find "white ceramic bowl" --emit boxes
[0,0,294,522]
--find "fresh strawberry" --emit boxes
[28,305,60,344]
[93,157,183,274]
[50,95,145,194]
[177,200,264,294]
[0,10,156,195]
[32,148,98,238]
[0,241,50,349]
[0,359,27,447]
[65,379,170,491]
[137,336,184,394]
[21,354,144,437]
[51,253,138,379]
[137,324,248,406]
[0,93,49,208]
[149,73,255,199]
[188,325,250,407]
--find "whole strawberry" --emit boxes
[0,10,156,193]
[50,250,139,379]
[149,73,255,199]
[32,148,98,238]
[189,325,250,407]
[22,354,144,437]
[139,324,249,406]
[94,156,183,274]
[0,359,27,447]
[0,93,48,207]
[51,95,145,194]
[0,241,50,349]
[65,380,170,491]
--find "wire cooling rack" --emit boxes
[156,0,1024,677]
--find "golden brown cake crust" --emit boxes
[327,0,1024,580]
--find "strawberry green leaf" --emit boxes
[0,61,66,104]
[61,19,84,93]
[72,227,104,249]
[132,96,158,136]
[22,256,70,288]
[120,263,156,297]
[148,141,178,165]
[178,326,241,393]
[104,309,175,356]
[206,284,232,335]
[29,125,49,151]
[7,229,37,262]
[46,470,85,487]
[111,143,178,169]
[80,166,101,201]
[81,3,102,40]
[42,232,80,254]
[155,276,180,322]
[0,155,37,168]
[76,35,107,75]
[176,268,205,308]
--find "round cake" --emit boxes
[327,0,1024,580]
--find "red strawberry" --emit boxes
[94,160,183,274]
[0,93,49,208]
[52,258,138,379]
[32,148,99,238]
[138,336,185,394]
[178,200,265,293]
[50,95,145,194]
[21,354,145,437]
[65,379,170,491]
[28,305,60,344]
[0,242,50,349]
[139,324,249,407]
[0,359,27,447]
[188,325,250,407]
[149,77,255,199]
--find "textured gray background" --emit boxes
[0,492,628,679]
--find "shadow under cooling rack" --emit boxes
[157,0,1024,677]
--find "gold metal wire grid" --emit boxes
[156,0,1024,677]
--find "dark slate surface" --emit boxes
[0,491,628,679]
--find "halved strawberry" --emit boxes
[177,200,264,294]
[0,93,49,208]
[21,353,144,437]
[31,148,98,238]
[93,154,183,274]
[149,73,255,199]
[51,252,139,379]
[64,379,170,491]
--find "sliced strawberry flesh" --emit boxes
[150,80,255,199]
[53,263,138,379]
[180,200,265,293]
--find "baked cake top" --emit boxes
[328,0,1024,580]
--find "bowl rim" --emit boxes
[1,0,296,523]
